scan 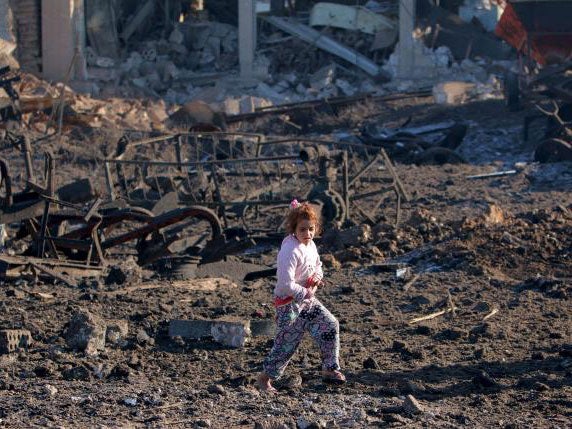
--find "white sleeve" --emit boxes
[276,246,307,302]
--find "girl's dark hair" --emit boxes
[285,202,321,235]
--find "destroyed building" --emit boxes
[0,1,570,428]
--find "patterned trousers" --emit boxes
[263,298,340,379]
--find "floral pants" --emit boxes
[263,298,340,379]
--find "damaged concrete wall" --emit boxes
[42,0,86,82]
[10,0,42,73]
[0,0,18,69]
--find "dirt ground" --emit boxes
[0,96,570,429]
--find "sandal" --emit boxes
[322,370,346,385]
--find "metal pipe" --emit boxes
[106,154,302,167]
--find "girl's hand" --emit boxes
[305,285,318,300]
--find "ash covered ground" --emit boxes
[0,96,570,429]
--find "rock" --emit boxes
[363,357,379,369]
[335,78,356,96]
[403,394,424,415]
[124,397,137,406]
[207,384,225,395]
[43,384,58,396]
[195,419,211,427]
[64,310,106,354]
[92,363,113,379]
[320,254,341,270]
[472,370,498,388]
[533,381,550,391]
[105,266,127,286]
[105,320,129,345]
[62,365,91,381]
[33,364,54,377]
[136,329,154,346]
[309,64,336,91]
[483,204,505,225]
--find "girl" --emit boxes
[257,199,345,392]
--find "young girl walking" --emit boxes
[257,200,345,392]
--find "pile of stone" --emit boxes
[83,21,238,101]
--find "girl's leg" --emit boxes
[305,299,341,373]
[263,303,307,379]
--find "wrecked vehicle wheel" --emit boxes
[534,138,572,163]
[415,147,466,165]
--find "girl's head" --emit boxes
[285,200,321,245]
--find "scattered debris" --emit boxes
[466,170,518,179]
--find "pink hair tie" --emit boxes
[290,199,301,209]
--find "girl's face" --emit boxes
[294,219,316,245]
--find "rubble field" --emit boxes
[0,91,569,429]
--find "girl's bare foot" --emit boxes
[256,372,277,393]
[322,370,346,385]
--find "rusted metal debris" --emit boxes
[103,131,409,229]
[0,128,410,283]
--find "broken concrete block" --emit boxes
[169,27,185,45]
[296,83,308,95]
[335,78,356,96]
[433,81,476,105]
[273,80,291,94]
[105,320,129,345]
[141,45,158,62]
[483,204,504,225]
[309,64,336,91]
[136,329,154,346]
[160,61,180,82]
[64,310,106,355]
[211,318,251,348]
[256,82,287,104]
[169,318,272,347]
[403,394,424,414]
[0,329,32,354]
[131,77,148,89]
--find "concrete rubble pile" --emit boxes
[1,0,522,131]
[85,20,239,103]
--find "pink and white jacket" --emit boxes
[274,235,323,307]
